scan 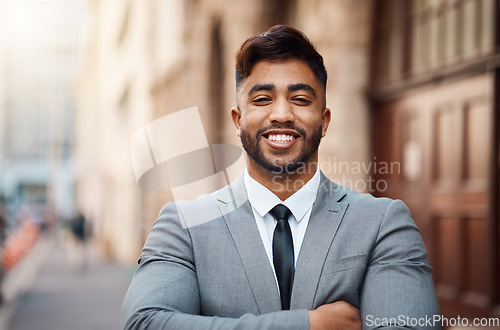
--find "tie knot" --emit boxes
[269,204,292,221]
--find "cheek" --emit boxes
[296,112,323,128]
[241,109,268,127]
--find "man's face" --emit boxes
[231,59,330,175]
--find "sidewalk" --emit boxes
[0,234,129,330]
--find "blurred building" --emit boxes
[371,0,499,320]
[75,0,499,320]
[0,0,88,223]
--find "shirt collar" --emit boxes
[244,167,321,223]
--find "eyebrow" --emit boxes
[287,83,316,98]
[248,83,275,97]
[247,82,317,98]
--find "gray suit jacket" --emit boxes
[122,172,440,329]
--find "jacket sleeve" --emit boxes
[120,202,309,330]
[361,199,440,329]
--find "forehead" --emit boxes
[239,59,320,94]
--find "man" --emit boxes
[122,25,439,329]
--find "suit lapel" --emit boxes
[291,173,348,310]
[215,174,282,314]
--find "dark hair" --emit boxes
[235,25,327,90]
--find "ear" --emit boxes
[321,108,331,137]
[231,107,242,137]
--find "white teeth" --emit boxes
[268,134,295,143]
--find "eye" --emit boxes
[252,96,272,105]
[292,97,312,105]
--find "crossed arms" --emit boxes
[121,198,439,329]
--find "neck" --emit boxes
[247,160,318,201]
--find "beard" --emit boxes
[240,124,322,174]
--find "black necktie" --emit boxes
[269,204,294,310]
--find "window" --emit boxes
[372,0,496,86]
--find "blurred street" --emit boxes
[0,234,128,330]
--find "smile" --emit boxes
[267,134,296,143]
[261,129,301,149]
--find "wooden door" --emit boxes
[372,73,498,318]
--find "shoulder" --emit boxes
[321,175,392,207]
[343,186,394,211]
[157,182,236,229]
[320,175,409,219]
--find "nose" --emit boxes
[268,98,295,124]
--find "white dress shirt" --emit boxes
[244,167,321,286]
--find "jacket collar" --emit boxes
[214,171,349,311]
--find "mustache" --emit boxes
[256,124,307,138]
